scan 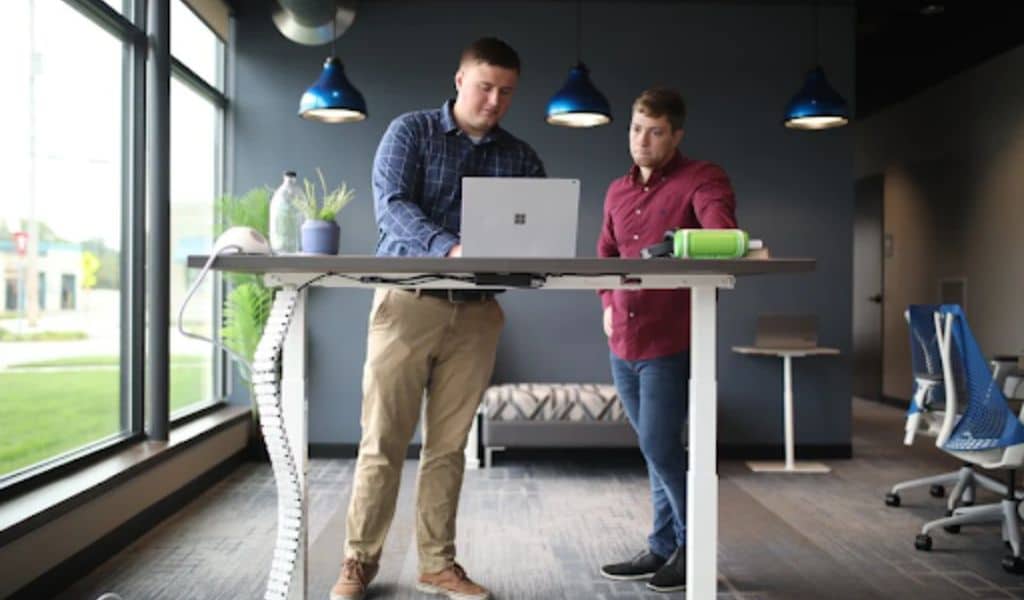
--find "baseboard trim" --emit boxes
[9,451,246,600]
[877,395,910,410]
[310,443,422,459]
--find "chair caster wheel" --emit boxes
[915,534,932,551]
[930,484,945,498]
[1002,555,1024,574]
[885,493,901,507]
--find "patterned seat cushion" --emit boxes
[482,383,626,422]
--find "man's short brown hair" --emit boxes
[459,37,521,73]
[632,87,687,130]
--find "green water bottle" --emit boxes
[672,229,763,259]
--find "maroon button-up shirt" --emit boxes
[598,151,738,361]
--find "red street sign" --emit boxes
[13,232,28,256]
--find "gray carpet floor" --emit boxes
[57,398,1024,599]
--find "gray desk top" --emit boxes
[732,345,840,357]
[186,255,814,277]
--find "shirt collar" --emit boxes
[628,150,684,186]
[440,98,506,145]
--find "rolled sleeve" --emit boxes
[372,117,457,256]
[691,164,738,229]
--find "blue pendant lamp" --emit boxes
[783,65,848,130]
[783,3,849,130]
[547,62,612,127]
[298,15,367,123]
[299,57,367,123]
[546,1,611,127]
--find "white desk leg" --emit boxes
[783,355,795,471]
[688,286,718,600]
[282,288,308,600]
[465,409,480,469]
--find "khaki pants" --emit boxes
[344,288,504,573]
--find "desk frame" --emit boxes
[190,256,814,600]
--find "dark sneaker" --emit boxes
[647,547,686,592]
[599,550,668,581]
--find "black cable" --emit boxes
[294,271,636,292]
[292,270,475,288]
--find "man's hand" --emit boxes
[603,306,612,337]
[447,244,463,258]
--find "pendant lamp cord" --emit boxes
[332,10,337,57]
[575,0,582,64]
[813,1,820,68]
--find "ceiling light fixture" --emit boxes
[546,0,612,128]
[783,2,850,130]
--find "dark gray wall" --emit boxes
[230,0,855,449]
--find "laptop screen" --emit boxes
[460,177,580,258]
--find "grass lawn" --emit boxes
[8,355,205,369]
[0,357,212,476]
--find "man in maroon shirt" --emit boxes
[597,88,737,593]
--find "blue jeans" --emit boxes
[610,350,690,559]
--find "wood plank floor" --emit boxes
[57,399,1024,599]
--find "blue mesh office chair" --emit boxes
[913,304,1024,573]
[885,305,1011,512]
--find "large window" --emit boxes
[0,0,229,481]
[170,1,226,416]
[171,0,224,91]
[0,0,126,478]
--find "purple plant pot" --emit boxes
[300,219,340,255]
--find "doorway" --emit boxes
[853,175,884,401]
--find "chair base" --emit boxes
[888,465,1019,510]
[916,498,1024,573]
[746,460,831,473]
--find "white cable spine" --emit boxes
[254,289,302,600]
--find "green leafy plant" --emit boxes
[292,168,356,222]
[220,281,272,376]
[214,187,273,378]
[216,186,270,233]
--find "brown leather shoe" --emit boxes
[329,558,378,600]
[415,562,490,600]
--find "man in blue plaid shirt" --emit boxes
[332,38,545,600]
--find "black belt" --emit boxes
[414,289,500,303]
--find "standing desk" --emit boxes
[187,255,814,600]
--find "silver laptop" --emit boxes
[460,177,579,258]
[754,314,818,349]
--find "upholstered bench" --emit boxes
[479,383,637,467]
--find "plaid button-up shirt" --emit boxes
[372,99,547,257]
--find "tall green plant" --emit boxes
[214,187,274,381]
[292,168,356,222]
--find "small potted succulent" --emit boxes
[292,168,356,255]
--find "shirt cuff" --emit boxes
[428,230,460,257]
